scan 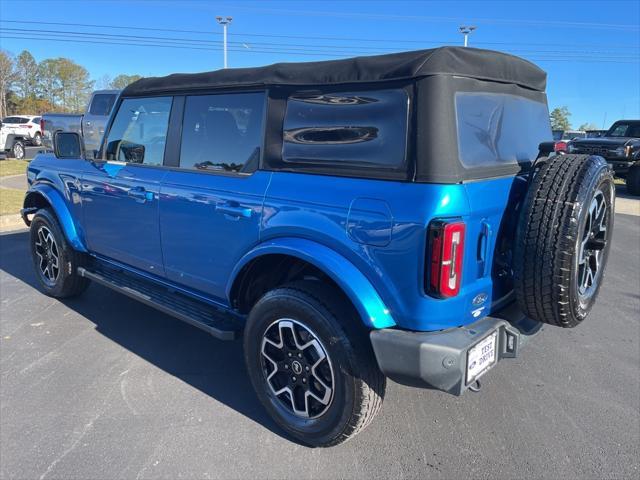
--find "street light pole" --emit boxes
[216,16,233,68]
[458,25,476,47]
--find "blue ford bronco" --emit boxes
[22,47,615,447]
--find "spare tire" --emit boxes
[514,154,615,328]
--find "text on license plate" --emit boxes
[466,331,497,384]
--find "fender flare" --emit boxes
[23,184,87,252]
[227,238,395,329]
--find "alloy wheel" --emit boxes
[260,318,334,419]
[13,143,24,159]
[577,189,609,299]
[34,226,60,284]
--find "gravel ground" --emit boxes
[0,214,638,480]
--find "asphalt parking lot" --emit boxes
[0,214,638,479]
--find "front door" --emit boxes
[81,96,173,275]
[159,92,268,303]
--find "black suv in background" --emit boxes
[569,120,640,195]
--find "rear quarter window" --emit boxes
[456,92,551,170]
[282,89,409,171]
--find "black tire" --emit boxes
[29,209,89,298]
[243,280,385,447]
[514,154,615,328]
[33,132,42,147]
[627,164,640,196]
[11,140,25,160]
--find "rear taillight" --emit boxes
[427,220,465,298]
[554,141,567,152]
[40,119,44,132]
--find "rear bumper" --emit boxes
[370,302,542,396]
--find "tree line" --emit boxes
[0,49,141,118]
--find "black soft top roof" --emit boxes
[123,46,546,96]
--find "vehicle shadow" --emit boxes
[0,230,295,444]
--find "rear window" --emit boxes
[89,94,117,116]
[456,92,551,169]
[2,117,29,124]
[282,89,408,170]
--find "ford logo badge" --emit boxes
[472,293,488,306]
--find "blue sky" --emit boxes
[0,0,638,128]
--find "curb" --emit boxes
[0,214,27,233]
[0,173,26,180]
[615,197,640,217]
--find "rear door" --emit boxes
[159,92,269,303]
[454,91,552,309]
[81,96,173,275]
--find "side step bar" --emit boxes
[77,266,243,341]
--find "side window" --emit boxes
[89,94,117,116]
[282,89,409,170]
[179,92,265,173]
[105,97,172,166]
[456,92,552,169]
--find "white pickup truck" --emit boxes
[41,90,119,156]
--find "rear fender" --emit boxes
[22,184,87,252]
[227,238,395,329]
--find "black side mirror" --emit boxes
[119,141,145,163]
[54,132,84,159]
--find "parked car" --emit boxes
[3,115,42,146]
[41,89,119,155]
[569,119,640,195]
[1,115,42,146]
[22,47,615,447]
[0,123,28,159]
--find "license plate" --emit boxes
[466,331,498,384]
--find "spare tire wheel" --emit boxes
[514,154,615,328]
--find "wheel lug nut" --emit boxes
[305,366,310,372]
[297,353,302,358]
[287,352,292,357]
[302,378,306,383]
[292,376,297,382]
[284,364,289,369]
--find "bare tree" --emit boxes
[0,50,16,119]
